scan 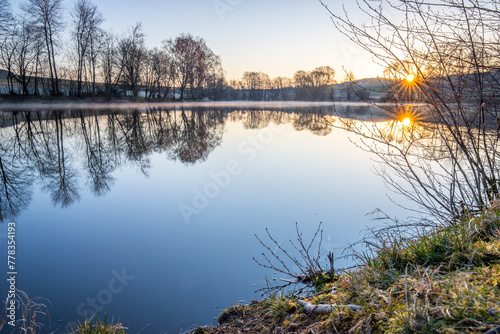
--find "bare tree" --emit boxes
[293,66,336,101]
[343,71,355,83]
[293,70,310,100]
[100,31,120,99]
[0,0,14,93]
[117,23,146,99]
[227,79,243,100]
[71,0,103,97]
[199,47,224,100]
[242,71,270,100]
[165,34,199,100]
[309,66,336,100]
[142,47,178,101]
[271,76,293,100]
[142,48,159,100]
[0,31,15,94]
[204,68,225,101]
[320,0,500,222]
[21,0,64,96]
[1,20,39,95]
[160,51,177,100]
[165,34,222,100]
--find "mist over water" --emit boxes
[0,104,410,333]
[0,100,385,113]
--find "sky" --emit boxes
[9,0,385,81]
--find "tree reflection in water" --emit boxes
[0,106,336,221]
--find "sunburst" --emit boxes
[391,73,433,102]
[402,117,411,126]
[377,104,431,143]
[394,104,430,125]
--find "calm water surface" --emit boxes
[0,104,410,333]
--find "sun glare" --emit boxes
[406,74,415,83]
[402,118,412,126]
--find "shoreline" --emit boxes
[189,203,500,333]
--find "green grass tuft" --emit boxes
[71,315,127,334]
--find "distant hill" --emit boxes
[333,77,395,101]
[0,69,8,80]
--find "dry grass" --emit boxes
[70,315,127,334]
[0,290,50,334]
[197,203,500,333]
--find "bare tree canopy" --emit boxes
[343,71,355,83]
[242,71,270,100]
[320,0,500,221]
[21,0,64,96]
[117,23,146,99]
[164,33,224,100]
[293,66,336,100]
[71,0,104,97]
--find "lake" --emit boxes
[0,103,410,333]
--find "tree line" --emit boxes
[0,0,353,101]
[0,0,225,100]
[226,66,338,101]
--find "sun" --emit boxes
[401,117,412,126]
[406,74,415,83]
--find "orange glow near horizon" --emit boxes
[401,117,412,126]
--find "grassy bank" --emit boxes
[192,202,500,334]
[71,202,500,333]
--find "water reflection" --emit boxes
[0,143,32,221]
[329,101,500,221]
[0,107,335,221]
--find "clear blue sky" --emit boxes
[10,0,384,81]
